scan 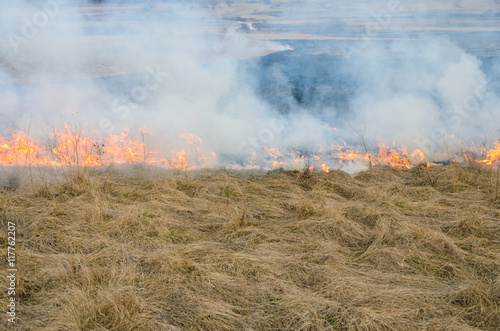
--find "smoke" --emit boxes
[0,0,499,169]
[346,38,500,154]
[253,0,500,160]
[0,1,284,151]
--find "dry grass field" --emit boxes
[1,164,499,330]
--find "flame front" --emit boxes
[0,126,204,168]
[0,126,499,171]
[479,142,500,166]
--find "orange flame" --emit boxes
[0,131,44,166]
[180,133,202,145]
[334,145,371,165]
[1,126,499,171]
[480,142,500,165]
[375,143,412,168]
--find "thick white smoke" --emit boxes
[0,0,499,169]
[347,38,500,156]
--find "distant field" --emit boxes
[1,165,499,330]
[2,0,499,83]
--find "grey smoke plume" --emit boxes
[0,0,499,169]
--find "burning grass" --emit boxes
[1,126,499,171]
[1,164,499,330]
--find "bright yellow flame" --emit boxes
[1,127,499,171]
[480,142,500,165]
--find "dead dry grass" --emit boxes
[0,164,499,330]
